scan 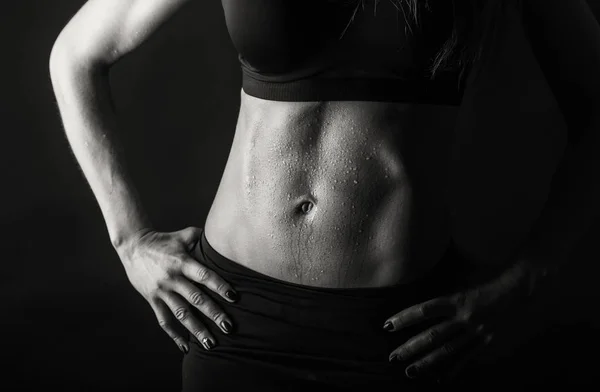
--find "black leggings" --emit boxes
[181,229,470,391]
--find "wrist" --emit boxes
[109,222,153,253]
[102,198,153,251]
[512,252,561,299]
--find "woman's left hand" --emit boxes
[383,260,539,383]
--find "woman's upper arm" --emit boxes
[522,0,600,103]
[51,0,192,66]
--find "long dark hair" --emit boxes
[344,0,517,84]
[407,0,512,83]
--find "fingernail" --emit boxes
[225,290,238,301]
[220,320,233,334]
[178,343,189,354]
[383,321,394,331]
[202,337,215,350]
[405,366,419,379]
[389,353,398,362]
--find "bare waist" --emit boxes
[204,90,460,289]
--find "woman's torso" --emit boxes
[204,92,459,288]
[204,0,461,288]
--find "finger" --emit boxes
[171,277,235,335]
[181,258,238,303]
[384,297,455,331]
[390,320,466,362]
[439,331,494,385]
[405,324,486,379]
[149,300,189,354]
[160,292,217,351]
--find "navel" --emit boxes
[300,201,314,214]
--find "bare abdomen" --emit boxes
[204,90,458,288]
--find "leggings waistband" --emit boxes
[183,229,470,388]
[197,228,468,319]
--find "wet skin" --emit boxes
[204,90,460,288]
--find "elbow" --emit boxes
[49,36,109,82]
[48,38,112,110]
[49,38,70,80]
[49,38,81,84]
[49,38,78,101]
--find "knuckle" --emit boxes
[454,292,467,307]
[174,307,189,321]
[160,265,177,280]
[207,309,222,321]
[165,258,184,276]
[457,309,473,322]
[173,338,185,347]
[215,282,228,293]
[178,227,193,238]
[196,267,211,283]
[189,291,205,306]
[420,302,436,317]
[186,238,200,253]
[194,329,208,341]
[464,310,474,321]
[157,318,170,330]
[442,343,455,355]
[155,278,170,291]
[164,269,178,280]
[426,328,438,344]
[475,324,485,334]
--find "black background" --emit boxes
[1,1,599,391]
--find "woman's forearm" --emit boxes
[50,45,151,250]
[516,103,600,292]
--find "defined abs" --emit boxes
[205,93,456,288]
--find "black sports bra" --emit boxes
[221,0,465,105]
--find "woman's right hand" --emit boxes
[115,226,237,354]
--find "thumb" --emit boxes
[178,226,203,252]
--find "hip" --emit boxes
[183,229,471,390]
